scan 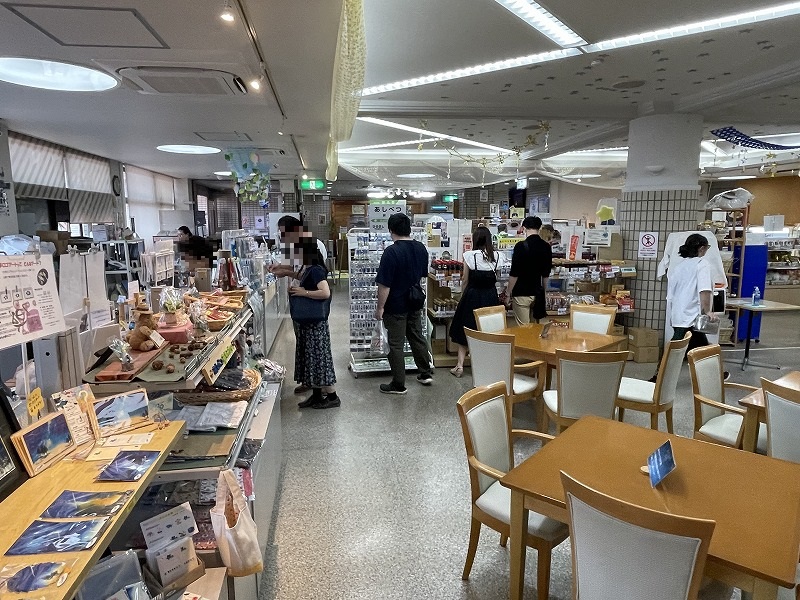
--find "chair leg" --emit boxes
[536,546,552,600]
[462,518,482,580]
[500,533,508,547]
[650,412,659,431]
[665,408,674,434]
[617,406,625,422]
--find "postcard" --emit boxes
[0,437,16,484]
[40,490,133,519]
[647,440,677,488]
[90,389,150,438]
[0,560,77,594]
[5,518,109,555]
[145,537,197,586]
[96,450,159,482]
[51,384,95,445]
[12,412,75,476]
[104,432,154,447]
[85,446,121,462]
[140,502,198,549]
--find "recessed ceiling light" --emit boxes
[214,171,232,176]
[301,173,308,180]
[0,57,117,91]
[491,0,586,47]
[157,144,220,154]
[220,0,235,21]
[277,131,284,136]
[397,173,436,179]
[563,173,602,179]
[718,175,757,180]
[249,79,261,91]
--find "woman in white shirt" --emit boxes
[448,227,509,377]
[666,233,718,346]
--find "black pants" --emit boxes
[672,326,709,352]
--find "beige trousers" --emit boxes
[511,296,536,325]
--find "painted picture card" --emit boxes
[90,389,150,438]
[96,450,160,482]
[40,490,133,519]
[0,560,77,594]
[12,412,75,476]
[0,437,15,484]
[5,518,109,555]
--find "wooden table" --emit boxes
[739,371,800,453]
[500,323,627,366]
[500,416,800,600]
[0,421,184,600]
[725,299,800,370]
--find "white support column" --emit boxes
[0,120,20,236]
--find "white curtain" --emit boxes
[125,165,176,249]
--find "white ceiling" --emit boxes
[2,0,800,198]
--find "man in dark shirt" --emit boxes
[505,216,552,324]
[374,213,433,394]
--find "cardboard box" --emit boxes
[630,343,660,363]
[610,324,625,336]
[628,326,658,347]
[35,229,70,242]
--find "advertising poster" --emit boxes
[0,255,65,351]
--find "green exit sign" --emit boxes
[300,179,326,190]
[442,194,458,203]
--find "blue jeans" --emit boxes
[383,310,432,387]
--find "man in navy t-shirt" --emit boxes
[374,213,433,394]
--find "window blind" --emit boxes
[8,132,68,200]
[65,149,115,223]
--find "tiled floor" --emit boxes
[258,285,800,600]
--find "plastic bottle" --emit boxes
[752,286,761,306]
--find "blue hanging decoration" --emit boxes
[224,148,272,203]
[711,126,800,151]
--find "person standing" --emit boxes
[374,213,434,394]
[666,233,718,346]
[448,226,508,377]
[505,216,552,324]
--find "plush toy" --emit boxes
[127,302,159,351]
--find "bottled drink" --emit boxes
[752,286,761,306]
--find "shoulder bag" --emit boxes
[289,269,331,324]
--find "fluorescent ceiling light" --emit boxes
[367,192,388,198]
[357,117,514,154]
[249,79,261,91]
[563,173,602,179]
[340,138,442,152]
[411,191,436,198]
[214,170,232,176]
[492,0,586,47]
[0,57,117,91]
[398,173,436,179]
[718,175,757,180]
[359,48,581,96]
[584,2,800,52]
[157,144,220,154]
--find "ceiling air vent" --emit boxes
[118,67,247,96]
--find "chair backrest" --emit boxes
[555,349,628,420]
[653,332,692,407]
[464,328,514,394]
[687,345,725,425]
[561,471,715,600]
[569,304,617,335]
[762,378,800,463]
[473,305,507,333]
[456,382,512,497]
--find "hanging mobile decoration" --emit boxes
[224,148,272,203]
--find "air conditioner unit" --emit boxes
[118,67,247,96]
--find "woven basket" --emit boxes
[175,368,261,404]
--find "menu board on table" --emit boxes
[369,200,406,233]
[0,254,65,351]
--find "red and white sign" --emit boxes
[638,231,659,259]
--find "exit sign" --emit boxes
[442,194,458,203]
[300,179,325,190]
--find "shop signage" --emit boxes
[369,200,406,233]
[299,179,325,190]
[638,231,659,259]
[585,226,613,247]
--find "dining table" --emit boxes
[500,416,800,600]
[739,370,800,453]
[725,298,800,370]
[499,322,627,366]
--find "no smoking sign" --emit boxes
[638,231,659,259]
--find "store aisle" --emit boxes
[259,284,799,599]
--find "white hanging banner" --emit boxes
[369,200,406,233]
[0,254,66,350]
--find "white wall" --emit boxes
[549,180,621,223]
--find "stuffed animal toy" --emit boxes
[127,302,159,351]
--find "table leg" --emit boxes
[742,310,754,370]
[741,406,760,453]
[509,491,528,600]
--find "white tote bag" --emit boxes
[210,469,263,577]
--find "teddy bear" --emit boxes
[127,302,159,351]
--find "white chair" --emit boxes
[762,378,800,463]
[464,328,546,417]
[569,304,617,335]
[456,382,568,597]
[542,349,628,434]
[687,345,766,452]
[560,471,716,600]
[616,332,691,432]
[473,305,508,333]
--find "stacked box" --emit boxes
[627,327,660,363]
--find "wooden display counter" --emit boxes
[0,421,184,600]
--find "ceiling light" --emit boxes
[249,79,261,91]
[220,0,235,21]
[563,173,602,179]
[157,144,220,154]
[718,175,757,180]
[359,48,581,96]
[367,192,388,198]
[358,117,514,154]
[340,138,442,152]
[492,0,586,47]
[584,2,800,53]
[301,173,308,180]
[0,57,117,91]
[411,191,436,199]
[397,173,436,179]
[214,170,232,176]
[277,131,284,136]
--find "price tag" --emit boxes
[150,330,166,347]
[27,387,44,416]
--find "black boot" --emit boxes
[298,388,323,408]
[312,392,341,409]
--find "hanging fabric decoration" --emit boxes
[224,148,271,203]
[711,126,800,150]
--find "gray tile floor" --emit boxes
[259,285,800,600]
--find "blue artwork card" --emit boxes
[647,440,676,488]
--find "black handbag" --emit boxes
[408,282,426,311]
[289,294,331,324]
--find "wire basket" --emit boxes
[174,368,261,404]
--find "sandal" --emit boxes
[450,366,464,378]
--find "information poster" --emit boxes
[369,200,406,233]
[638,231,659,259]
[0,254,66,350]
